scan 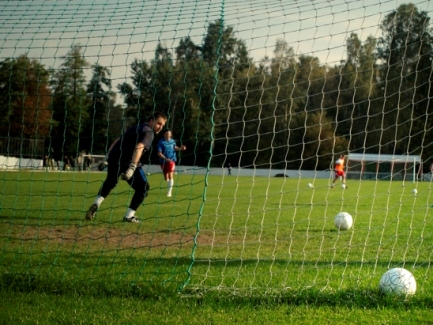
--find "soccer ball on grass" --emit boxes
[379,268,416,296]
[334,212,353,231]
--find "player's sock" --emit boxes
[167,179,174,196]
[93,195,104,208]
[125,208,135,218]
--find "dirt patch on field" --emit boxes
[5,224,200,250]
[1,223,248,253]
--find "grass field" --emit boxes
[1,170,433,324]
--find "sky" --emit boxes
[0,0,432,103]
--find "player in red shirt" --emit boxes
[331,154,347,188]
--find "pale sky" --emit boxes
[1,0,432,103]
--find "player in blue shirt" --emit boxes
[157,130,186,197]
[85,111,167,222]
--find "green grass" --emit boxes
[1,170,433,324]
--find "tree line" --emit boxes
[0,3,432,170]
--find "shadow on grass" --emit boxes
[180,286,433,310]
[0,273,167,299]
[1,273,431,310]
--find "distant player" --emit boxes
[331,154,347,188]
[85,111,167,222]
[157,130,186,197]
[227,163,232,176]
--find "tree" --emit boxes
[201,19,238,68]
[376,4,433,156]
[50,44,90,155]
[0,55,52,140]
[117,21,255,168]
[117,56,160,123]
[199,20,256,167]
[289,110,347,170]
[86,64,114,153]
[337,33,378,151]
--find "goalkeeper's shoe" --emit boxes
[123,216,140,223]
[85,204,98,220]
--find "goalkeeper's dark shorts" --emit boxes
[99,163,149,210]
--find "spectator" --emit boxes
[69,155,76,170]
[63,155,70,171]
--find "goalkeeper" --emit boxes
[85,111,167,223]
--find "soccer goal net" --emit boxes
[347,153,422,182]
[1,0,433,298]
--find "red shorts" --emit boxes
[335,170,345,178]
[160,160,175,174]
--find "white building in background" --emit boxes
[0,156,43,169]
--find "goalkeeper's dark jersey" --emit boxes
[107,123,154,165]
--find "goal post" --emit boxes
[80,154,107,171]
[347,153,423,182]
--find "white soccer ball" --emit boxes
[379,268,416,296]
[308,183,313,188]
[341,184,346,189]
[412,189,417,195]
[334,212,353,231]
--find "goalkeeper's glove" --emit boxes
[98,162,105,171]
[98,156,109,171]
[120,163,136,180]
